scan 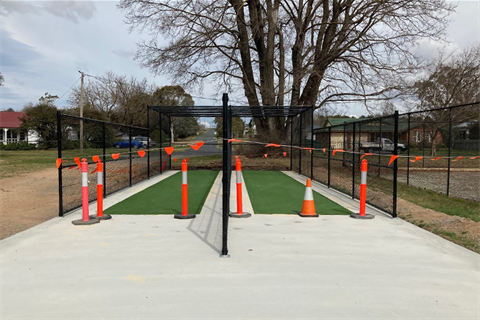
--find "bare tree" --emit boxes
[119,0,454,137]
[0,72,4,86]
[412,46,480,156]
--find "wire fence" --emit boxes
[57,112,171,215]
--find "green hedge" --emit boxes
[0,142,36,150]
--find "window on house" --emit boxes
[20,131,25,141]
[413,131,422,143]
[0,131,3,140]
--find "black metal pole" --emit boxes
[343,122,346,166]
[147,106,150,179]
[447,108,453,196]
[102,122,106,197]
[169,116,172,171]
[310,106,314,180]
[57,111,63,217]
[407,113,410,185]
[328,127,331,188]
[393,110,399,218]
[422,120,426,168]
[129,127,132,187]
[352,123,356,199]
[221,93,230,258]
[290,117,293,171]
[378,118,382,177]
[299,112,303,175]
[160,113,163,174]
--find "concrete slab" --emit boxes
[1,170,479,319]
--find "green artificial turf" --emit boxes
[104,171,218,214]
[243,171,351,215]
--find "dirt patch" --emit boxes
[0,168,58,240]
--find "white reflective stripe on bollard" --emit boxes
[236,171,242,183]
[182,171,187,184]
[361,171,367,185]
[82,172,88,187]
[97,171,103,185]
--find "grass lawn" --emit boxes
[104,170,218,215]
[243,170,351,215]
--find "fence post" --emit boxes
[57,111,63,217]
[378,117,382,177]
[169,116,172,171]
[290,117,293,171]
[393,111,399,218]
[407,113,410,185]
[310,106,314,180]
[221,93,230,258]
[328,127,331,188]
[147,106,150,179]
[299,112,303,175]
[129,127,132,187]
[447,108,452,196]
[102,122,106,197]
[352,123,356,199]
[422,120,426,168]
[160,113,163,174]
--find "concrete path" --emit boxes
[1,170,479,319]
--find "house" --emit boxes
[0,111,39,145]
[314,117,443,149]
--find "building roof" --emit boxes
[0,112,25,129]
[148,105,313,117]
[324,117,360,127]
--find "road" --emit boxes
[174,128,222,157]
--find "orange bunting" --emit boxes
[452,156,464,162]
[265,143,281,147]
[90,169,97,174]
[92,155,99,162]
[361,153,374,159]
[410,156,423,163]
[332,149,345,156]
[264,154,268,158]
[300,147,314,150]
[74,157,81,168]
[68,166,76,170]
[283,152,287,157]
[309,150,312,154]
[190,142,204,151]
[112,153,120,160]
[469,156,480,160]
[137,150,146,158]
[228,139,243,143]
[430,157,444,161]
[235,155,239,160]
[186,158,189,162]
[165,146,174,155]
[174,158,177,162]
[56,158,62,169]
[322,148,326,153]
[388,155,399,166]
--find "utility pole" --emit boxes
[78,71,84,153]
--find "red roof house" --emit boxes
[0,111,38,145]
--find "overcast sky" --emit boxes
[1,0,479,117]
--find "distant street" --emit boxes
[173,129,222,157]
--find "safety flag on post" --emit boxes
[165,146,174,155]
[388,155,399,166]
[189,142,204,151]
[112,153,120,160]
[283,152,287,157]
[361,153,374,159]
[265,143,281,147]
[332,149,345,156]
[92,155,99,162]
[137,150,146,158]
[410,156,423,163]
[74,157,81,168]
[56,158,62,169]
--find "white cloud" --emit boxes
[42,1,96,23]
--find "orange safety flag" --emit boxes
[430,157,444,161]
[165,146,174,155]
[452,156,464,162]
[137,150,146,158]
[283,152,287,157]
[250,154,253,157]
[309,150,312,154]
[92,155,99,162]
[264,154,268,158]
[68,166,76,170]
[90,169,97,174]
[74,157,81,168]
[361,153,374,159]
[186,158,190,162]
[469,156,480,160]
[190,141,204,151]
[228,139,243,143]
[410,156,423,163]
[235,155,239,160]
[300,147,314,150]
[56,158,62,169]
[322,148,326,153]
[112,153,120,160]
[332,149,345,156]
[265,143,281,147]
[388,155,399,166]
[174,158,177,162]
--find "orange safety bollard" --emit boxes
[350,159,374,219]
[90,160,112,220]
[174,159,196,220]
[229,159,251,218]
[72,158,100,225]
[298,178,318,217]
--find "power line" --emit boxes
[56,76,81,104]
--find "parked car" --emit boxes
[133,136,156,148]
[360,138,407,154]
[113,139,143,149]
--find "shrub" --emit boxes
[0,142,36,150]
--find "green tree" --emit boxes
[214,117,244,138]
[21,101,58,148]
[152,85,197,142]
[0,72,4,86]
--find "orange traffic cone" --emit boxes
[298,179,319,217]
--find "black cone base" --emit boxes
[89,214,112,220]
[174,213,196,219]
[350,213,375,219]
[72,218,100,225]
[229,212,252,218]
[298,212,319,218]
